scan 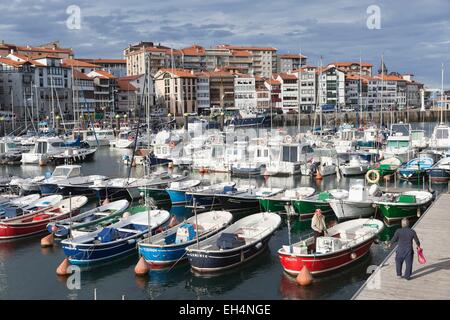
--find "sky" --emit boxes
[1,0,449,88]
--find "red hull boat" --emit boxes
[278,218,384,275]
[0,196,88,240]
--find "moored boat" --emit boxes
[61,209,170,265]
[47,199,130,238]
[186,182,236,210]
[138,210,233,268]
[278,218,384,275]
[373,190,433,222]
[259,187,315,213]
[166,179,202,206]
[292,189,348,219]
[397,157,434,181]
[186,212,281,273]
[0,196,87,239]
[427,157,450,183]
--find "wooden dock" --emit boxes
[353,193,450,300]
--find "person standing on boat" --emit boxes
[391,218,421,280]
[311,209,327,238]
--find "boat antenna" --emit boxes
[126,67,148,183]
[441,63,445,124]
[186,197,205,249]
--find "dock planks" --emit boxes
[353,193,450,300]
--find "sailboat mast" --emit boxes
[297,47,302,134]
[359,52,363,127]
[441,63,444,124]
[380,53,384,130]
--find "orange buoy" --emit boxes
[41,233,54,247]
[296,265,313,286]
[168,216,178,228]
[168,162,174,169]
[134,256,149,276]
[56,258,71,276]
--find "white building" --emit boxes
[234,76,256,111]
[318,66,345,110]
[276,72,299,112]
[196,72,210,114]
[297,65,317,112]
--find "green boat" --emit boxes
[137,187,170,205]
[259,187,316,213]
[292,190,347,219]
[374,190,433,222]
[369,157,403,176]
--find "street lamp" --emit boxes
[0,117,4,136]
[115,114,120,130]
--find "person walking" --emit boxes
[311,209,327,238]
[391,218,421,280]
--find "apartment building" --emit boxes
[278,54,307,73]
[72,70,95,115]
[317,66,346,110]
[344,74,370,110]
[0,41,74,59]
[275,72,299,112]
[297,65,317,113]
[264,79,282,110]
[116,78,138,116]
[367,74,402,111]
[124,42,172,76]
[234,75,256,110]
[329,61,373,76]
[87,70,117,114]
[80,59,127,78]
[195,72,210,114]
[217,45,277,78]
[204,48,231,71]
[154,68,197,116]
[207,70,235,110]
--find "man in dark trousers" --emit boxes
[391,218,421,280]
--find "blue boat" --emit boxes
[427,157,450,183]
[138,210,233,268]
[166,179,201,206]
[186,212,281,273]
[61,210,170,266]
[185,182,236,209]
[398,157,434,181]
[0,194,40,218]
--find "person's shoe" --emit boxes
[403,277,411,281]
[397,275,403,279]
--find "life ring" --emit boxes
[366,169,380,184]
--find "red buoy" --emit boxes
[134,256,149,276]
[56,258,71,276]
[41,233,54,247]
[296,265,313,286]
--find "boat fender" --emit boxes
[366,170,380,184]
[40,233,54,247]
[122,211,131,219]
[56,258,71,276]
[134,256,149,276]
[350,252,357,260]
[127,239,136,245]
[255,242,262,250]
[417,207,421,217]
[296,265,313,286]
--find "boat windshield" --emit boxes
[391,124,411,136]
[436,129,449,140]
[387,140,409,148]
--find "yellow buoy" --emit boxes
[56,258,71,276]
[296,265,313,286]
[134,256,149,276]
[40,233,54,247]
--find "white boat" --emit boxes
[384,135,416,163]
[113,131,143,149]
[327,183,380,220]
[21,136,67,164]
[411,129,429,149]
[339,154,370,176]
[74,129,115,147]
[308,148,337,177]
[429,124,450,150]
[265,140,314,176]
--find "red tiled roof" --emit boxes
[73,70,92,80]
[0,58,25,67]
[231,50,252,57]
[117,80,137,91]
[180,45,205,56]
[80,58,126,64]
[374,74,405,81]
[159,68,196,78]
[89,69,116,79]
[330,61,373,67]
[265,79,281,85]
[119,74,144,81]
[278,72,297,80]
[62,58,100,68]
[219,44,277,51]
[280,53,307,59]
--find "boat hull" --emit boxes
[427,169,450,183]
[187,234,273,272]
[279,237,375,275]
[328,200,375,220]
[377,202,431,221]
[217,195,259,213]
[292,199,333,219]
[166,189,192,206]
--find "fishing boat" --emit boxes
[278,218,383,275]
[369,157,403,177]
[0,196,87,239]
[186,212,281,273]
[74,129,115,147]
[47,199,130,238]
[61,210,170,265]
[20,136,67,165]
[308,148,338,177]
[338,154,370,176]
[0,138,28,164]
[231,163,266,176]
[166,179,202,206]
[0,194,40,218]
[292,189,348,219]
[373,191,433,222]
[427,157,450,183]
[265,140,314,176]
[49,144,97,164]
[186,182,236,210]
[0,195,63,220]
[429,124,450,150]
[259,187,315,213]
[411,129,429,150]
[215,186,284,213]
[384,135,416,163]
[397,157,434,181]
[138,210,233,268]
[327,183,380,220]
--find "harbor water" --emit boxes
[0,123,447,300]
